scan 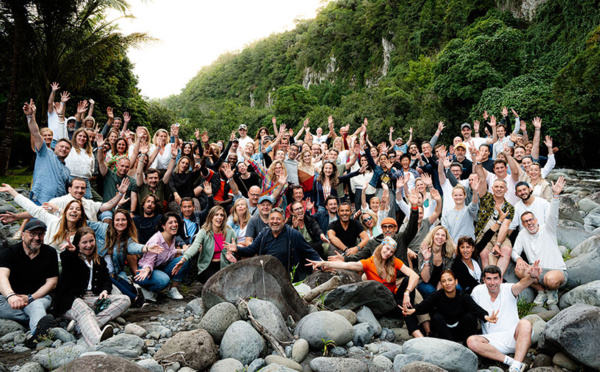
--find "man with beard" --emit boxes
[511,177,567,306]
[452,142,473,179]
[136,143,177,215]
[327,202,369,256]
[0,221,58,348]
[468,264,539,372]
[25,99,72,204]
[313,195,340,235]
[508,181,549,235]
[461,118,497,161]
[133,194,163,244]
[178,181,215,245]
[245,195,275,245]
[287,200,329,258]
[225,208,323,280]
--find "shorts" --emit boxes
[539,269,568,288]
[482,329,517,354]
[483,327,535,355]
[484,233,512,253]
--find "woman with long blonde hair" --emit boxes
[417,225,456,298]
[173,206,237,283]
[297,149,317,198]
[227,198,251,245]
[245,155,288,207]
[65,128,95,199]
[307,237,423,338]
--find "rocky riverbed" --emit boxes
[1,169,600,372]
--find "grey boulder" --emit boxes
[202,255,307,321]
[54,355,148,372]
[136,359,163,372]
[310,357,368,372]
[565,242,600,286]
[248,298,292,342]
[559,280,600,308]
[220,320,266,365]
[153,329,217,371]
[209,358,244,372]
[184,298,204,316]
[402,337,478,372]
[294,311,354,349]
[542,304,600,369]
[356,306,382,336]
[399,361,448,372]
[199,302,240,343]
[324,281,397,316]
[393,353,433,371]
[352,322,375,347]
[33,345,88,370]
[94,334,145,358]
[0,319,25,338]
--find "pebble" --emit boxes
[247,358,267,372]
[13,346,30,353]
[264,355,302,371]
[372,354,393,369]
[331,346,348,356]
[552,352,580,371]
[291,338,309,363]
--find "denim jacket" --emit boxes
[90,221,144,279]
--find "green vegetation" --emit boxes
[517,298,536,318]
[166,0,600,167]
[0,167,32,187]
[321,339,336,356]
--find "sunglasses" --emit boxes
[363,216,373,222]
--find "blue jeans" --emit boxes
[135,256,190,292]
[417,282,437,299]
[0,295,52,332]
[110,275,138,301]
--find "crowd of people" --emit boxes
[0,83,568,372]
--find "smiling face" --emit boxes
[181,200,194,218]
[275,150,285,161]
[459,241,474,261]
[494,162,507,178]
[461,126,472,139]
[146,171,159,188]
[528,164,541,180]
[492,180,507,198]
[484,272,502,295]
[107,131,118,144]
[75,131,88,147]
[516,185,531,201]
[237,162,248,174]
[113,212,128,233]
[303,151,311,164]
[116,158,130,177]
[381,244,395,259]
[65,202,82,223]
[323,163,334,177]
[23,229,45,252]
[235,201,247,216]
[338,204,351,222]
[54,141,72,159]
[521,212,539,234]
[362,214,374,227]
[212,210,225,229]
[69,180,87,200]
[433,228,447,247]
[450,165,462,180]
[440,272,457,294]
[163,216,179,236]
[41,129,53,145]
[269,211,284,234]
[115,139,127,154]
[78,233,96,258]
[369,197,380,212]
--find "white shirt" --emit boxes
[464,137,489,161]
[48,110,67,141]
[150,143,173,170]
[313,135,328,145]
[49,194,103,222]
[511,198,566,270]
[472,283,519,334]
[509,197,549,231]
[65,148,95,179]
[441,179,469,215]
[237,136,255,157]
[85,259,94,290]
[493,137,514,160]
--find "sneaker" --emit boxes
[11,231,22,240]
[167,287,183,300]
[533,291,547,306]
[546,290,559,306]
[140,287,157,302]
[99,325,113,342]
[25,314,54,348]
[66,320,76,333]
[508,362,524,372]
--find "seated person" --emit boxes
[54,227,130,346]
[512,177,568,306]
[402,270,492,343]
[468,264,540,372]
[327,202,369,256]
[0,221,57,349]
[307,237,423,338]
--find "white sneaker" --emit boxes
[546,290,559,306]
[508,362,524,372]
[66,320,76,333]
[167,287,183,300]
[533,291,547,306]
[140,287,157,302]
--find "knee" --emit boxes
[514,267,525,279]
[466,336,480,351]
[543,271,564,290]
[501,245,512,257]
[517,319,532,334]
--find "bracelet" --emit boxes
[535,129,541,131]
[26,114,33,119]
[6,293,16,299]
[476,162,483,165]
[143,245,147,253]
[404,291,410,295]
[118,191,124,196]
[411,206,418,211]
[171,156,176,160]
[553,194,560,198]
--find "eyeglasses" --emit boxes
[522,217,535,224]
[249,193,261,198]
[26,231,46,238]
[362,216,373,222]
[382,224,396,230]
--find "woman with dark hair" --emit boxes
[65,128,95,199]
[168,155,202,211]
[135,212,190,300]
[106,137,129,171]
[402,270,491,343]
[173,206,237,283]
[54,227,131,346]
[312,161,362,211]
[307,237,424,338]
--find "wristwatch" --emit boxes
[28,294,34,303]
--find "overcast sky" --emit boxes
[115,0,327,99]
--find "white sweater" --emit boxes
[14,194,64,250]
[511,197,566,270]
[65,148,95,179]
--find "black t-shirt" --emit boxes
[0,243,59,294]
[133,214,162,244]
[234,173,261,198]
[328,219,365,248]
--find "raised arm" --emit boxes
[531,117,542,160]
[99,178,128,212]
[272,116,279,136]
[484,115,497,145]
[430,121,444,147]
[389,127,395,148]
[428,188,443,224]
[163,143,178,185]
[24,100,44,151]
[48,82,59,114]
[136,144,148,188]
[503,144,521,182]
[541,136,556,178]
[405,127,413,147]
[295,118,308,141]
[96,134,108,176]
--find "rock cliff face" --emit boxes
[497,0,548,21]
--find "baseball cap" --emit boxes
[66,116,77,123]
[461,123,471,130]
[455,142,467,150]
[238,124,248,130]
[24,220,47,232]
[258,195,275,205]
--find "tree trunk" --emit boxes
[0,1,26,176]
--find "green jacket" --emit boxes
[183,227,237,275]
